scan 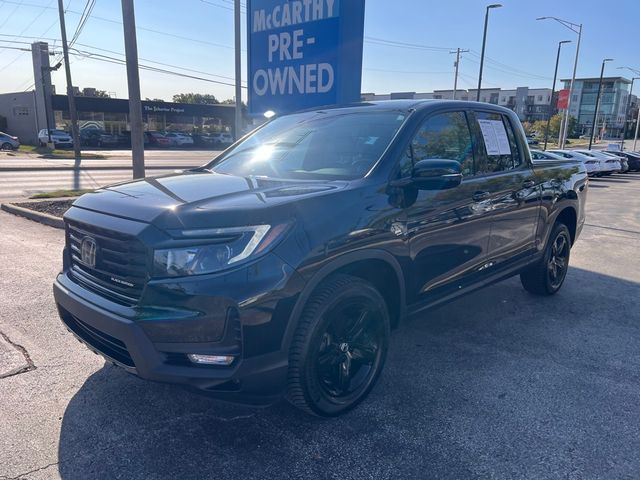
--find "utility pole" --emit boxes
[121,0,145,179]
[57,0,81,169]
[234,0,242,140]
[450,48,469,100]
[544,40,571,150]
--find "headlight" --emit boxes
[153,224,286,277]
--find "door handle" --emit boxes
[522,180,536,188]
[472,191,490,202]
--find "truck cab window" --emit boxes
[411,111,474,176]
[475,111,522,174]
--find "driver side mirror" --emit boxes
[411,159,462,190]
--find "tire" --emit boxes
[1,142,11,151]
[520,222,571,296]
[287,274,390,417]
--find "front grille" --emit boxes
[66,220,148,306]
[60,308,135,367]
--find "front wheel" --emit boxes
[521,223,571,296]
[287,274,390,417]
[1,142,12,151]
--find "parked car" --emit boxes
[608,151,640,172]
[210,132,233,146]
[547,149,599,176]
[574,149,620,175]
[145,131,171,147]
[164,132,194,147]
[0,131,19,150]
[38,129,73,148]
[80,129,118,148]
[526,137,539,145]
[54,100,588,416]
[529,149,568,162]
[600,151,628,173]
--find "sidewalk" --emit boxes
[0,149,220,171]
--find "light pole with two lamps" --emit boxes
[537,16,582,148]
[616,66,640,150]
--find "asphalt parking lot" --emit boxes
[1,173,639,480]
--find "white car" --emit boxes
[163,132,194,146]
[574,149,620,175]
[547,149,600,176]
[530,149,568,163]
[210,132,233,145]
[38,129,73,148]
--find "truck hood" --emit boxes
[71,170,348,230]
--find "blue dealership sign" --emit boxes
[247,0,365,115]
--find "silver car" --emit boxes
[0,131,20,150]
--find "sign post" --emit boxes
[247,0,365,116]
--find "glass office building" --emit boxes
[562,77,631,138]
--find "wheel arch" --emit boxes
[554,205,577,245]
[281,250,406,351]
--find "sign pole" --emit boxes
[234,0,242,140]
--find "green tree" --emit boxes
[172,93,219,104]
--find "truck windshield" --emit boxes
[208,110,406,180]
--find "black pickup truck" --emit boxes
[53,100,588,416]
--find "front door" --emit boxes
[400,110,494,304]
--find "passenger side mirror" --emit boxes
[412,159,462,190]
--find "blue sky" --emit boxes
[1,0,639,101]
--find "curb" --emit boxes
[1,202,65,229]
[0,165,196,172]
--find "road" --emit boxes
[0,150,220,200]
[1,174,639,479]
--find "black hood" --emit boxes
[71,170,348,230]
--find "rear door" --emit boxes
[469,110,541,269]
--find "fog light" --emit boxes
[187,354,235,366]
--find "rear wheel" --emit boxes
[521,223,571,296]
[287,274,390,417]
[1,142,12,150]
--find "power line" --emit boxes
[68,0,95,47]
[0,33,242,84]
[364,36,455,52]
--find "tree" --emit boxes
[529,114,578,143]
[145,97,165,102]
[220,98,247,108]
[172,93,219,104]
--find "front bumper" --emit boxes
[53,253,303,405]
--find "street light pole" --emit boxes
[476,4,502,102]
[589,58,613,150]
[537,17,582,149]
[634,105,640,151]
[616,66,640,150]
[544,40,571,150]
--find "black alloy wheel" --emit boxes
[2,142,13,150]
[521,222,571,296]
[287,274,390,416]
[547,231,570,290]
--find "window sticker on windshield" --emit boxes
[478,119,511,156]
